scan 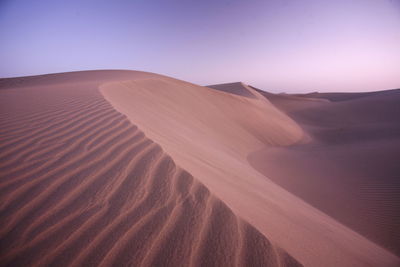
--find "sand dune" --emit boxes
[0,72,299,266]
[1,70,399,267]
[251,88,400,255]
[102,75,399,266]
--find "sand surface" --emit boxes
[0,71,300,267]
[250,88,400,255]
[0,70,399,266]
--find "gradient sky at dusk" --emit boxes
[1,0,399,92]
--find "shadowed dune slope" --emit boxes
[207,82,257,98]
[0,73,300,267]
[252,88,400,256]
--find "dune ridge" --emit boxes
[102,73,399,267]
[0,74,300,266]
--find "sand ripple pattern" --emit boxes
[0,82,300,266]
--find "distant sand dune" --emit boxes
[252,87,400,256]
[0,75,299,266]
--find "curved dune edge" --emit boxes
[100,71,400,267]
[0,75,300,266]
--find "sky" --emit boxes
[0,0,399,92]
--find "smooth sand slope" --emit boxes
[250,88,400,256]
[0,71,299,267]
[0,70,399,267]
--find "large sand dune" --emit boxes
[0,70,399,266]
[0,71,299,266]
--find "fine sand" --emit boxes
[250,88,400,256]
[0,71,299,267]
[0,70,399,267]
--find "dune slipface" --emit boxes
[0,71,300,267]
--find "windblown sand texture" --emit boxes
[0,70,399,267]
